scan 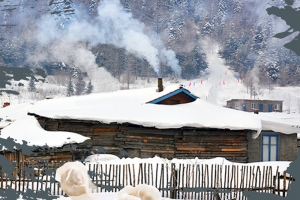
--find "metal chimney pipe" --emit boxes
[158,78,163,92]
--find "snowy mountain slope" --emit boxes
[0,43,300,114]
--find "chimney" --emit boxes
[158,78,163,92]
[3,102,10,108]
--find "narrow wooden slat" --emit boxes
[112,164,115,192]
[251,166,255,189]
[161,164,165,197]
[269,166,272,194]
[261,166,265,193]
[132,164,136,186]
[105,164,108,192]
[188,163,191,200]
[265,166,269,193]
[195,165,199,200]
[246,166,249,190]
[182,164,185,199]
[100,164,103,192]
[118,164,121,191]
[178,164,181,199]
[166,163,169,197]
[122,164,125,189]
[128,164,132,186]
[125,164,128,186]
[283,172,286,197]
[95,164,99,192]
[150,164,154,186]
[115,164,118,192]
[273,166,278,194]
[277,172,280,196]
[144,163,147,184]
[147,163,150,185]
[36,168,40,193]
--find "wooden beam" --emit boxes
[221,148,247,152]
[176,147,206,151]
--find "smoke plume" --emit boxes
[30,0,181,77]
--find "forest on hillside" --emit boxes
[0,0,300,90]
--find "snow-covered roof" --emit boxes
[0,102,35,129]
[1,85,299,147]
[258,112,300,138]
[0,116,90,147]
[27,85,262,135]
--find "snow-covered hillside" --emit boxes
[0,44,300,114]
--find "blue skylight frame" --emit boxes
[148,88,198,104]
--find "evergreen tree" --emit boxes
[75,72,86,95]
[27,76,36,92]
[86,80,93,94]
[66,78,74,96]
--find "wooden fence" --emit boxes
[0,161,294,200]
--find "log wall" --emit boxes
[31,114,249,163]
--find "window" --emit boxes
[251,103,256,109]
[234,102,240,109]
[259,104,264,112]
[274,104,280,110]
[261,134,278,161]
[268,104,273,112]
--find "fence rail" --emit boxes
[0,161,294,200]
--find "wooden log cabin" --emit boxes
[28,116,250,163]
[23,79,298,163]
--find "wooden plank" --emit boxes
[93,128,120,133]
[128,164,132,186]
[117,134,167,141]
[178,164,181,199]
[119,127,179,135]
[133,164,136,186]
[221,148,247,152]
[160,164,164,197]
[117,141,174,148]
[176,147,206,151]
[273,166,279,194]
[182,164,185,199]
[114,137,174,145]
[268,166,272,194]
[182,131,247,136]
[277,172,280,196]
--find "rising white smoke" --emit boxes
[31,0,181,77]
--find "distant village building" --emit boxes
[226,99,283,112]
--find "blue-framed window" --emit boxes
[261,134,279,161]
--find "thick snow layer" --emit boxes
[0,116,90,147]
[0,102,35,128]
[84,154,120,162]
[27,86,262,133]
[257,112,300,136]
